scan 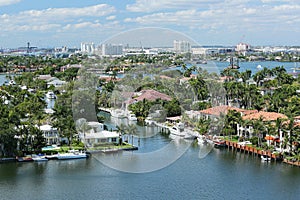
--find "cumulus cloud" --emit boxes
[0,0,21,7]
[0,4,115,32]
[124,2,300,33]
[106,15,116,20]
[126,0,218,12]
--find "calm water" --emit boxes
[1,112,300,200]
[1,143,300,200]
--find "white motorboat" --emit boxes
[111,109,126,118]
[128,113,137,121]
[57,150,87,160]
[197,135,208,145]
[169,123,185,137]
[46,91,56,99]
[32,155,48,162]
[261,155,271,162]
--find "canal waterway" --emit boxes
[1,111,300,200]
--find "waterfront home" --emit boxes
[130,89,172,104]
[237,111,288,147]
[47,78,66,88]
[197,105,257,120]
[80,122,119,147]
[39,124,60,145]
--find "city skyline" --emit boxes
[0,0,300,48]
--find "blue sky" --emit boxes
[0,0,300,48]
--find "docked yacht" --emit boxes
[57,150,87,160]
[261,155,271,162]
[127,113,137,121]
[169,123,186,137]
[32,155,48,162]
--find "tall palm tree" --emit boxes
[116,123,127,145]
[75,118,92,149]
[127,124,138,145]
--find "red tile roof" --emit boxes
[199,105,257,116]
[135,89,172,102]
[242,111,288,121]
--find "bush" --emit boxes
[250,136,259,146]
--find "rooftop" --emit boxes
[199,105,257,116]
[242,111,288,121]
[134,89,172,102]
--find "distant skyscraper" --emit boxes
[236,43,250,55]
[81,42,95,54]
[173,40,191,54]
[101,44,123,56]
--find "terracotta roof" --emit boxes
[242,111,288,121]
[199,105,257,116]
[99,76,120,82]
[160,75,172,79]
[135,89,172,102]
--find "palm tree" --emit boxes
[127,124,138,146]
[75,118,92,149]
[116,124,127,145]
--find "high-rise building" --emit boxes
[101,44,123,56]
[236,43,250,55]
[173,40,191,54]
[81,42,95,54]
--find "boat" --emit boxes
[127,113,137,121]
[46,91,56,99]
[16,156,33,162]
[44,154,59,160]
[169,123,185,137]
[145,117,155,126]
[57,150,87,160]
[257,64,262,69]
[261,155,271,162]
[32,155,48,162]
[111,109,126,118]
[213,138,226,148]
[197,135,208,145]
[226,57,240,69]
[184,132,196,140]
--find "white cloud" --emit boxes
[20,4,115,19]
[0,4,115,32]
[124,2,300,34]
[0,0,21,7]
[106,15,116,20]
[126,0,218,12]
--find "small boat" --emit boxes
[32,155,48,162]
[169,123,185,137]
[57,150,87,160]
[257,64,262,69]
[16,156,33,162]
[213,139,226,148]
[184,133,196,140]
[128,113,137,121]
[261,155,271,162]
[197,135,208,145]
[226,57,240,69]
[46,91,56,99]
[45,154,59,160]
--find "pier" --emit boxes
[224,140,283,161]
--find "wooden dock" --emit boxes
[224,141,283,161]
[283,159,300,167]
